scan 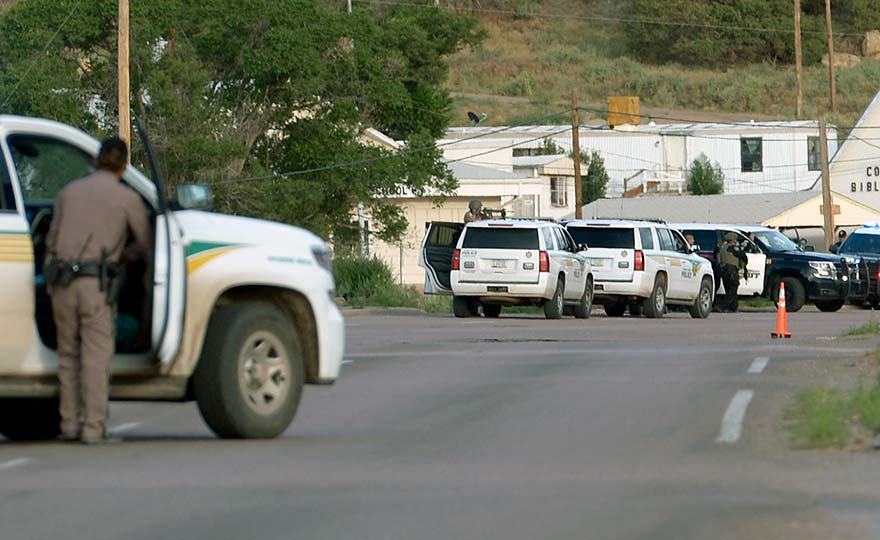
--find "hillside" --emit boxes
[445,0,880,129]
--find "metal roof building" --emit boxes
[577,192,880,229]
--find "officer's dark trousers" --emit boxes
[52,277,114,440]
[717,266,740,312]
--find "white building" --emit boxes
[441,121,838,197]
[830,90,880,211]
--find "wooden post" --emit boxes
[819,117,835,248]
[824,0,837,113]
[794,0,803,119]
[118,0,130,154]
[571,89,583,219]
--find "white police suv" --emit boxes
[420,220,594,319]
[564,220,715,318]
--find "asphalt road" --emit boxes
[3,307,880,539]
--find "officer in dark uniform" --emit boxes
[714,232,748,313]
[46,137,151,444]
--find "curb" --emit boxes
[341,307,435,317]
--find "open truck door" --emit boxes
[419,221,464,295]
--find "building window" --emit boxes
[550,177,567,207]
[513,148,542,157]
[807,136,822,171]
[740,137,763,172]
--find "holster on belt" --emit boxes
[99,249,125,305]
[44,258,75,288]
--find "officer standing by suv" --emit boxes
[45,137,151,445]
[714,232,748,313]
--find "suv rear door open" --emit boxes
[420,222,464,295]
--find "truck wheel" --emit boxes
[815,299,845,312]
[453,296,479,318]
[573,277,593,319]
[482,304,502,318]
[0,398,60,440]
[604,302,627,317]
[543,279,565,320]
[689,277,713,319]
[774,277,806,313]
[642,276,666,319]
[193,302,304,439]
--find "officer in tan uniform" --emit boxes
[45,137,151,444]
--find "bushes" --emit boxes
[688,154,725,195]
[333,255,452,312]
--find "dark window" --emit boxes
[567,227,635,249]
[741,137,763,172]
[427,223,461,248]
[840,233,880,254]
[461,228,540,249]
[657,228,675,251]
[681,230,717,253]
[0,157,15,211]
[7,135,95,202]
[639,227,654,250]
[807,136,822,172]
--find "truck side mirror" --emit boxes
[804,244,815,252]
[578,243,588,252]
[175,184,213,211]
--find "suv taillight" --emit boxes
[634,250,644,271]
[452,249,461,270]
[539,251,550,272]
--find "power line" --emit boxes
[356,0,863,37]
[211,110,570,186]
[0,0,83,111]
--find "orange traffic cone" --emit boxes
[771,282,792,339]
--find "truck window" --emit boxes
[682,230,716,253]
[638,227,654,250]
[0,156,15,211]
[657,228,675,251]
[7,135,95,203]
[567,227,635,249]
[461,228,539,249]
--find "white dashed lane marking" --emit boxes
[108,422,140,435]
[0,457,32,470]
[716,390,754,444]
[342,359,354,365]
[748,357,770,374]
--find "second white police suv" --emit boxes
[564,220,715,319]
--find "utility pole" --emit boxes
[819,117,835,248]
[118,0,130,152]
[794,0,804,118]
[571,89,583,219]
[824,0,837,113]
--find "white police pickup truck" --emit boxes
[0,115,344,439]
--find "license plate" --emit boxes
[492,259,507,269]
[488,286,508,293]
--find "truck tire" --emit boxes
[815,299,845,312]
[573,277,594,319]
[543,279,565,320]
[774,277,806,313]
[604,302,627,317]
[482,304,502,318]
[453,296,479,318]
[193,302,304,439]
[689,277,713,319]
[0,398,60,440]
[642,276,667,319]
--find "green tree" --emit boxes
[0,0,485,243]
[687,154,725,195]
[573,149,609,205]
